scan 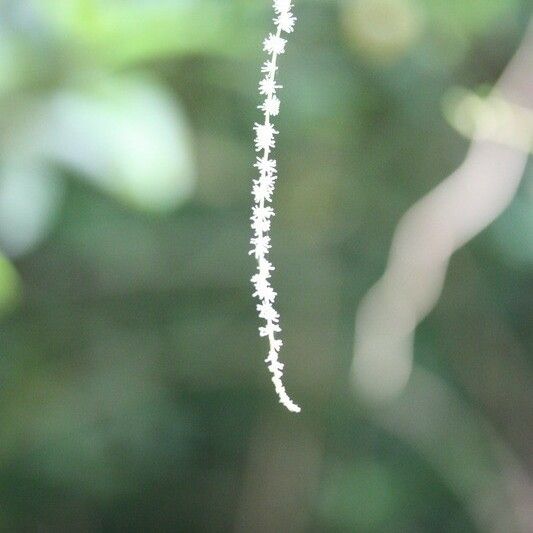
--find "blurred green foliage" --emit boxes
[0,252,20,315]
[0,0,531,531]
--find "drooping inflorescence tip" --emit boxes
[250,1,300,413]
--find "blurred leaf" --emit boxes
[35,0,262,65]
[341,0,521,65]
[319,458,400,530]
[0,163,64,257]
[341,0,425,62]
[9,363,192,498]
[424,0,521,36]
[46,74,195,212]
[0,253,21,316]
[0,35,27,96]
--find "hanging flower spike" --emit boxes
[249,1,300,413]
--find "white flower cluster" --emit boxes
[250,0,300,413]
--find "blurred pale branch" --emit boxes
[373,367,533,533]
[351,20,533,401]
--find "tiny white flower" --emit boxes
[271,339,283,352]
[259,180,276,200]
[254,157,277,175]
[252,180,273,203]
[263,33,287,55]
[259,77,282,96]
[257,302,280,323]
[275,11,296,33]
[259,95,281,116]
[261,60,278,74]
[252,217,271,233]
[253,178,275,203]
[259,171,276,186]
[252,282,277,303]
[250,234,271,258]
[253,122,278,152]
[259,323,281,337]
[251,272,268,288]
[251,205,275,222]
[258,258,275,277]
[273,0,293,15]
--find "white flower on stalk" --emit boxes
[259,77,282,96]
[254,157,277,175]
[253,122,278,151]
[252,280,276,303]
[259,95,281,116]
[275,11,296,33]
[261,60,278,75]
[260,172,276,188]
[251,271,268,289]
[252,216,271,233]
[251,205,275,223]
[257,301,280,323]
[259,323,281,337]
[268,360,284,379]
[252,179,274,203]
[250,234,271,258]
[250,0,300,414]
[253,173,276,200]
[263,33,287,55]
[273,0,293,14]
[257,257,275,278]
[271,339,283,352]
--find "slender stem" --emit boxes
[251,2,300,412]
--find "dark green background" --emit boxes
[0,1,531,531]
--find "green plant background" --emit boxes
[0,1,531,531]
